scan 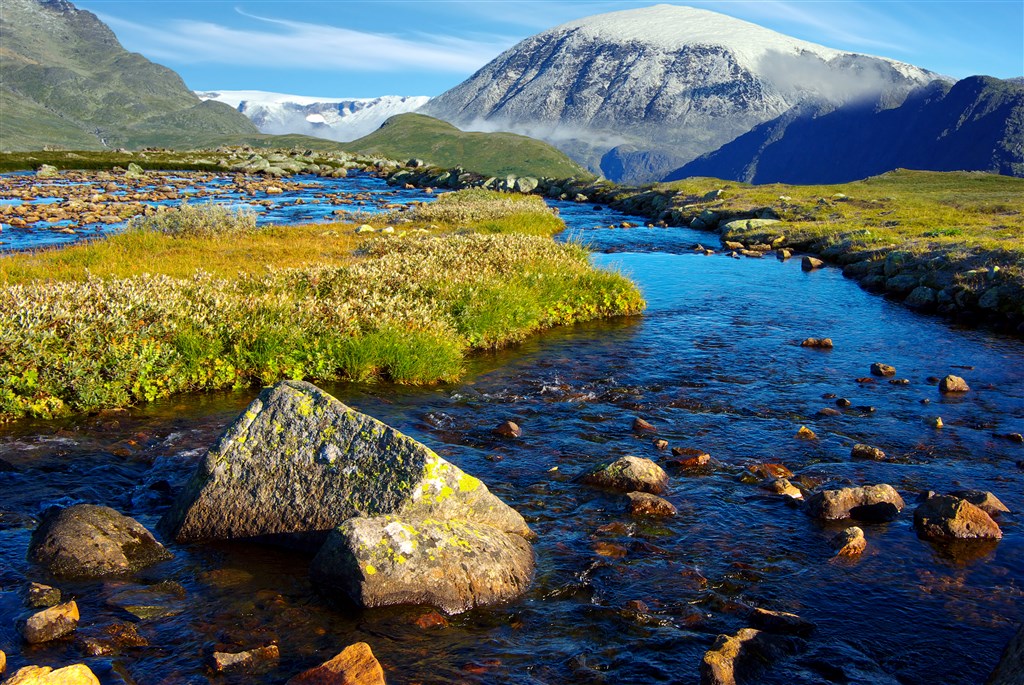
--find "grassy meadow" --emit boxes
[0,190,644,420]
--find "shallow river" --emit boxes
[0,174,1021,684]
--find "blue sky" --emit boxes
[75,1,1024,97]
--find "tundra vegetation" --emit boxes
[0,190,644,420]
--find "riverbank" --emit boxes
[387,165,1024,333]
[0,189,643,420]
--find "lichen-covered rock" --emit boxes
[939,375,970,393]
[2,664,99,685]
[24,582,60,608]
[831,527,867,556]
[19,601,79,643]
[805,484,904,522]
[699,628,804,685]
[311,517,534,614]
[161,381,530,544]
[286,642,386,685]
[626,491,677,517]
[988,624,1024,685]
[210,644,280,675]
[950,490,1010,517]
[579,456,668,494]
[850,444,886,461]
[29,505,171,579]
[914,495,1002,541]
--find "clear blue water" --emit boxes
[0,174,1020,684]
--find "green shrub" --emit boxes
[127,202,257,238]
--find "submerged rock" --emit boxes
[210,644,280,675]
[286,642,386,685]
[579,456,668,494]
[700,628,804,685]
[29,505,171,579]
[161,381,531,544]
[805,484,904,522]
[24,582,61,608]
[311,517,534,615]
[850,444,886,461]
[914,495,1002,541]
[989,624,1024,685]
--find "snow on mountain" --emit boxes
[196,90,430,141]
[420,4,944,182]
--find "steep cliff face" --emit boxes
[421,4,940,182]
[666,76,1024,184]
[0,0,257,150]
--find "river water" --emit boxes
[0,173,1021,684]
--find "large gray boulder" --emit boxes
[161,381,531,543]
[162,381,535,614]
[805,484,904,522]
[29,505,171,579]
[311,517,534,614]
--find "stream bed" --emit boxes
[0,174,1022,684]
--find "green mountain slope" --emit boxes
[0,0,257,150]
[342,113,592,179]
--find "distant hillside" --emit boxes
[666,76,1024,184]
[341,113,591,179]
[0,0,257,151]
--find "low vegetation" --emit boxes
[0,191,644,420]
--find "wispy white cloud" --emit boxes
[98,9,516,72]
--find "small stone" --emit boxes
[626,492,677,517]
[286,643,385,683]
[580,456,668,494]
[831,526,867,556]
[1001,432,1024,444]
[850,444,885,461]
[749,607,816,636]
[795,426,817,440]
[777,249,792,260]
[19,600,79,643]
[0,650,4,675]
[2,664,100,685]
[761,478,802,499]
[835,398,851,408]
[939,375,970,393]
[632,417,657,433]
[914,495,1001,540]
[801,256,824,271]
[817,408,841,417]
[652,438,668,450]
[930,417,944,428]
[870,363,897,377]
[889,378,910,385]
[24,582,61,608]
[800,338,833,349]
[493,420,522,438]
[211,644,280,674]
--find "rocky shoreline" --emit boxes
[382,164,1024,336]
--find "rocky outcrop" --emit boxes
[161,381,531,544]
[579,456,669,494]
[805,484,904,522]
[914,495,1002,540]
[311,517,534,615]
[287,642,386,685]
[700,628,804,685]
[29,505,171,578]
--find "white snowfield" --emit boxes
[196,91,431,141]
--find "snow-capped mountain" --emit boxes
[196,90,430,142]
[420,4,945,182]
